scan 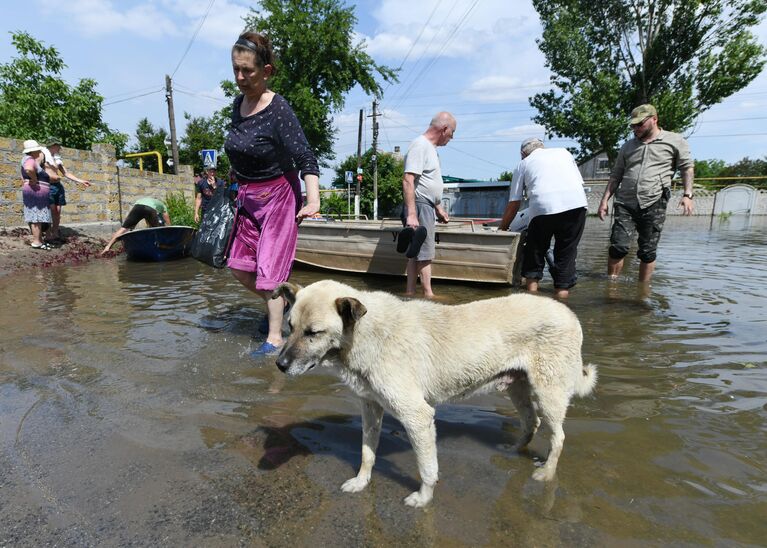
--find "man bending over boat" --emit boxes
[101,197,171,255]
[499,137,587,298]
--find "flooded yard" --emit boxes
[1,216,765,545]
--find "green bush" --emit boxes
[321,191,350,219]
[165,191,197,227]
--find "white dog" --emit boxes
[273,280,596,507]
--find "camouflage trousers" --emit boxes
[608,188,670,263]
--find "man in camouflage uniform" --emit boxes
[598,104,695,282]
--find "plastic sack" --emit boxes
[190,188,236,268]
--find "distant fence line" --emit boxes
[0,137,194,228]
[316,178,767,218]
[585,176,767,192]
[439,179,767,218]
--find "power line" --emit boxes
[390,0,481,111]
[170,0,216,78]
[448,132,767,143]
[384,0,462,106]
[382,114,510,170]
[175,88,230,105]
[445,144,510,170]
[103,89,163,106]
[391,82,552,101]
[381,0,444,96]
[696,116,767,124]
[687,132,767,139]
[104,85,165,101]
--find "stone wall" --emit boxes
[0,136,193,227]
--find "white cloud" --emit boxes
[464,75,550,103]
[494,123,545,137]
[40,0,179,39]
[163,0,253,48]
[38,0,250,46]
[363,0,540,61]
[362,0,552,108]
[362,25,485,60]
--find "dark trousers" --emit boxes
[122,204,160,229]
[522,207,587,289]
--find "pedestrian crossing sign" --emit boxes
[200,149,217,168]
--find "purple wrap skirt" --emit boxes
[227,171,302,291]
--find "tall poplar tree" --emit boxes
[530,0,766,163]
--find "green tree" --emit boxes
[179,111,231,176]
[243,0,397,164]
[320,190,350,219]
[331,148,404,218]
[498,170,514,181]
[693,156,767,188]
[721,157,767,178]
[0,31,127,151]
[694,159,728,179]
[129,118,169,172]
[530,0,767,163]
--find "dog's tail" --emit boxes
[574,363,598,397]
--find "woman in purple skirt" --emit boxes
[225,32,321,356]
[20,139,53,249]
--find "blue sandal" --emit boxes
[250,341,281,357]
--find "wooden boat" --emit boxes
[117,225,196,262]
[295,218,524,285]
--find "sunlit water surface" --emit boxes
[0,216,765,545]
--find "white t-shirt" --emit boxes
[508,148,587,219]
[42,148,63,168]
[404,135,442,205]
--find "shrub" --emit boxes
[165,191,197,227]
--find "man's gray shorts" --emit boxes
[402,201,436,261]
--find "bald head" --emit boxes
[430,112,456,130]
[426,111,457,146]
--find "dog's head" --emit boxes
[273,280,367,376]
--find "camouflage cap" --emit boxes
[629,104,657,125]
[46,136,63,146]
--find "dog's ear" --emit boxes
[272,282,301,306]
[335,297,367,328]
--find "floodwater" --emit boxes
[1,216,765,546]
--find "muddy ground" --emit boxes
[0,223,122,276]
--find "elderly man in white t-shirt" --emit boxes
[401,111,456,297]
[499,138,588,298]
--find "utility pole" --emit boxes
[165,75,180,174]
[354,109,363,219]
[370,99,379,220]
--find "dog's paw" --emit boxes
[513,436,533,452]
[341,476,369,493]
[532,465,556,482]
[404,491,432,508]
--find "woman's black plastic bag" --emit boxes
[190,188,236,268]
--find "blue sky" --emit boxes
[1,0,766,184]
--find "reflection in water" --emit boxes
[0,216,765,544]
